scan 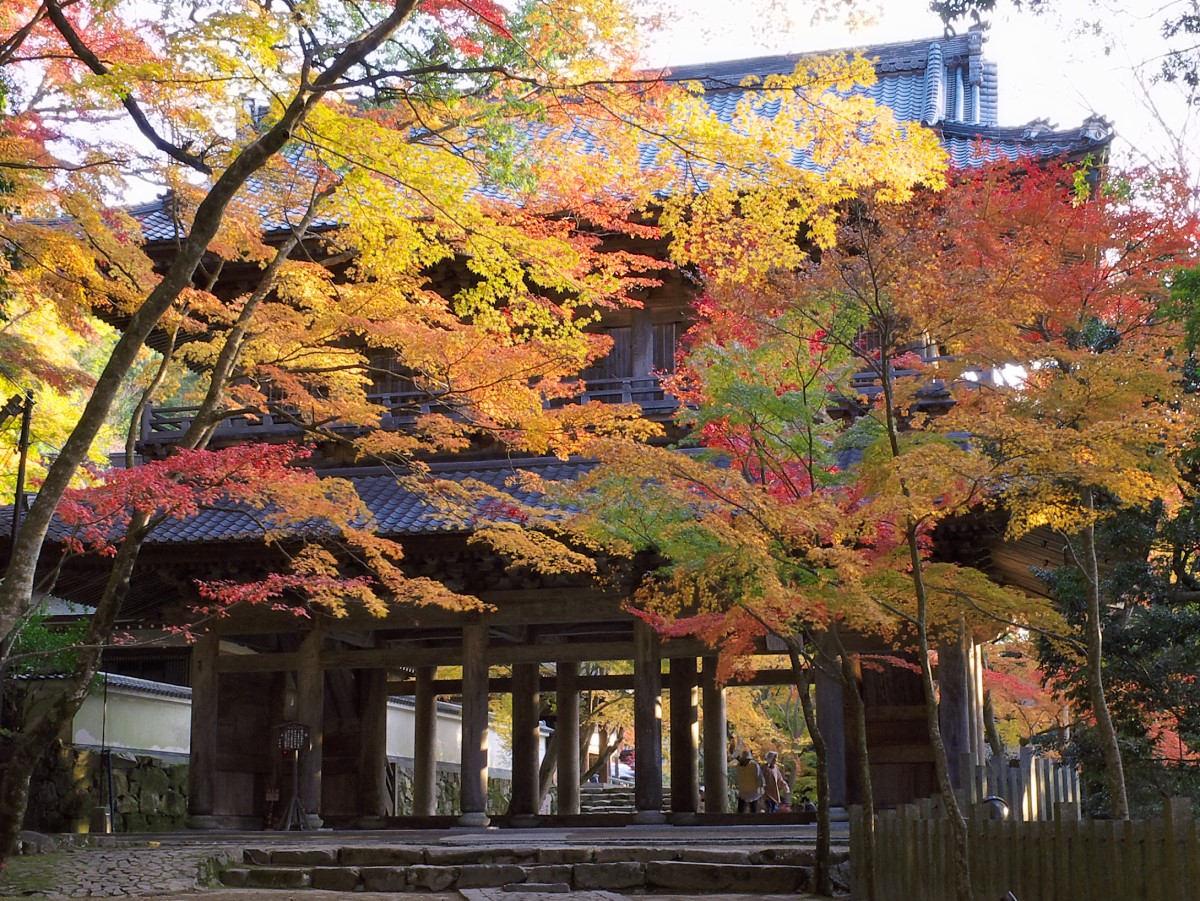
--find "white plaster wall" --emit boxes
[71,677,545,773]
[385,699,465,764]
[72,686,191,757]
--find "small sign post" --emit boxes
[277,721,310,831]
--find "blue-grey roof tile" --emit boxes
[120,35,1112,246]
[23,458,598,547]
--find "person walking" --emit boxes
[733,749,765,813]
[761,751,789,813]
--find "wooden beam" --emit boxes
[216,651,302,673]
[386,667,801,696]
[204,589,627,635]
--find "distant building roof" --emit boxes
[121,33,1111,245]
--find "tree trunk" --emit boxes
[0,192,347,863]
[0,510,147,859]
[0,0,420,648]
[537,720,558,805]
[834,634,876,901]
[982,689,1005,760]
[786,640,831,897]
[881,362,971,901]
[1076,491,1128,819]
[908,525,972,901]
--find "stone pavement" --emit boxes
[0,824,838,900]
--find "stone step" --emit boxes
[221,852,846,894]
[237,843,828,868]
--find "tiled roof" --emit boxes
[24,457,598,547]
[13,671,192,699]
[124,34,1112,245]
[664,32,998,128]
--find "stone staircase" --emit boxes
[579,783,637,814]
[219,841,849,894]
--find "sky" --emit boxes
[645,0,1196,171]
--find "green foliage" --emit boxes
[1166,267,1200,356]
[1035,501,1200,816]
[7,604,90,677]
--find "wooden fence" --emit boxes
[849,797,1200,901]
[966,749,1081,822]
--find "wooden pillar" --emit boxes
[297,626,324,823]
[669,656,700,814]
[510,662,541,817]
[632,618,665,821]
[556,661,581,816]
[413,665,438,816]
[357,668,389,820]
[631,307,655,377]
[701,656,728,814]
[459,621,490,826]
[969,640,987,763]
[187,632,219,824]
[815,667,847,808]
[939,624,971,791]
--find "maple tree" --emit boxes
[0,0,948,860]
[561,159,1198,898]
[932,163,1199,823]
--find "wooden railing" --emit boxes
[850,796,1198,901]
[140,376,679,446]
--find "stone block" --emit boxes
[537,847,594,864]
[831,859,852,894]
[359,866,409,892]
[679,847,753,864]
[17,832,56,855]
[646,861,802,893]
[122,813,149,832]
[243,848,271,865]
[168,764,189,792]
[455,864,528,888]
[219,868,250,887]
[505,882,570,893]
[753,847,815,867]
[114,793,140,815]
[244,867,312,889]
[407,865,459,891]
[524,865,572,885]
[272,848,337,866]
[311,867,361,891]
[340,846,424,866]
[574,862,646,890]
[163,790,187,818]
[426,846,537,865]
[138,791,166,814]
[594,846,676,863]
[135,766,171,796]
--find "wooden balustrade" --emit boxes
[140,377,679,446]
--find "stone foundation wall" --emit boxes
[26,741,188,834]
[386,760,517,815]
[26,743,532,832]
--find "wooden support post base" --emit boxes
[632,810,668,825]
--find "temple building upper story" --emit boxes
[128,32,1113,462]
